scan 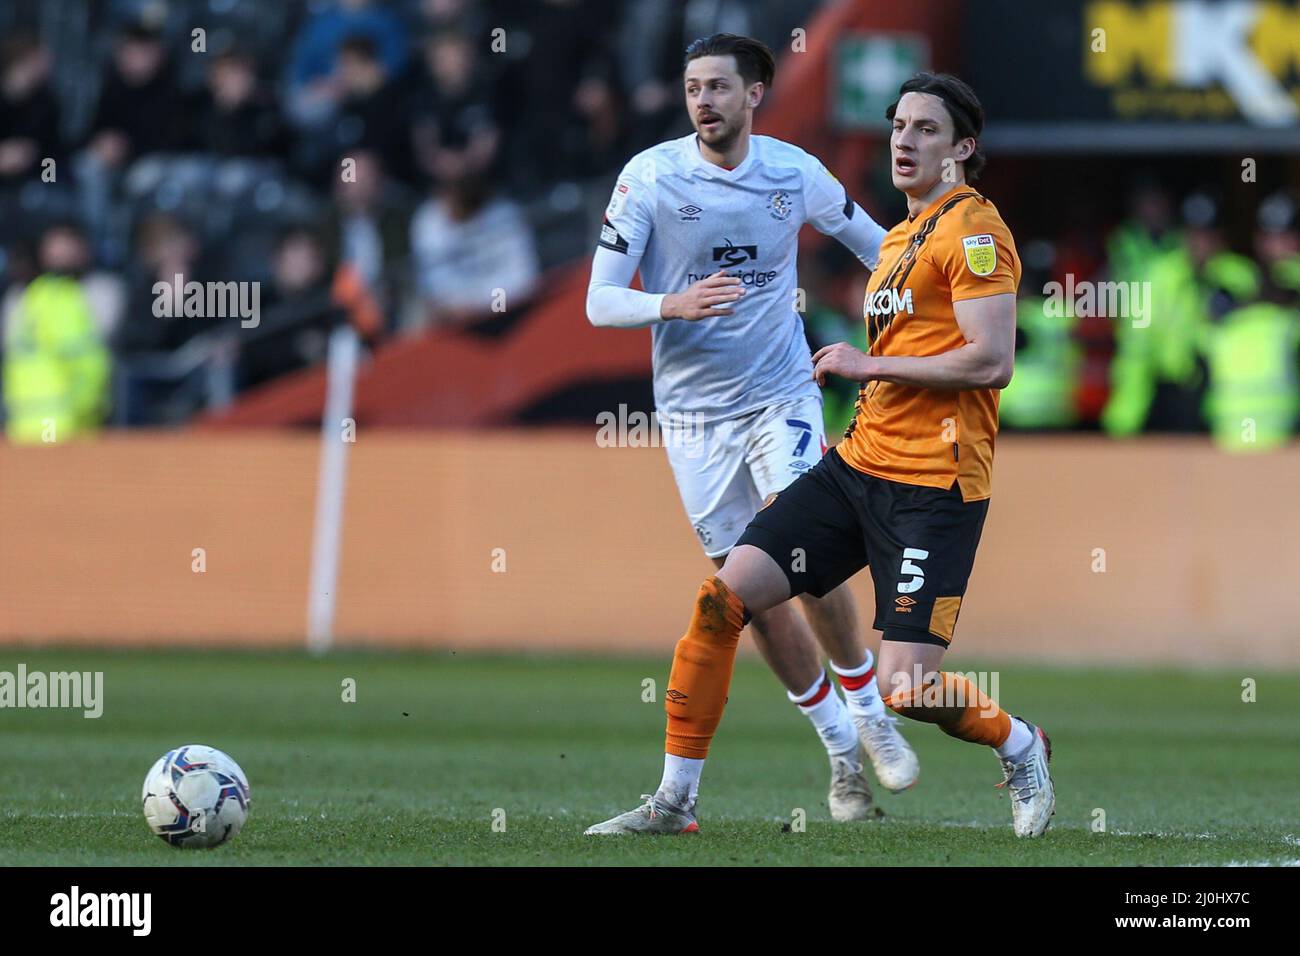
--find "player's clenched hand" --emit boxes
[660,270,745,320]
[812,342,873,386]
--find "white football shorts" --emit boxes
[660,394,828,558]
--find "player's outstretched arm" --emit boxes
[812,292,1015,390]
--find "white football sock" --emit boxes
[659,753,704,807]
[832,652,887,721]
[995,717,1034,760]
[789,673,858,757]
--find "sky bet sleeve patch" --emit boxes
[598,218,629,254]
[962,234,997,276]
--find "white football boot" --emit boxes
[828,749,880,822]
[996,720,1055,838]
[856,714,920,793]
[583,792,699,835]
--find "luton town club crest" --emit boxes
[767,189,792,221]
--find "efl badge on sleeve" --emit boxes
[962,234,997,276]
[606,181,630,220]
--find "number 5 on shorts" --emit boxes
[897,547,930,594]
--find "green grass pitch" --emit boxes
[0,649,1296,866]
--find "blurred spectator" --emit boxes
[114,213,214,356]
[78,18,192,253]
[240,225,381,388]
[84,20,192,169]
[0,0,1292,444]
[410,29,500,186]
[286,0,409,129]
[410,173,539,329]
[326,150,409,325]
[109,212,226,425]
[193,45,287,160]
[616,0,687,152]
[4,221,126,348]
[497,0,620,192]
[570,56,628,181]
[1254,192,1300,292]
[302,34,415,184]
[1199,193,1300,452]
[1051,194,1109,425]
[1095,179,1181,432]
[999,240,1081,430]
[240,227,342,388]
[1103,192,1259,436]
[0,32,62,195]
[2,221,113,442]
[1106,178,1182,286]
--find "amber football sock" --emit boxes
[883,672,1012,748]
[663,576,746,762]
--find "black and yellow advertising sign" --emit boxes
[965,0,1300,150]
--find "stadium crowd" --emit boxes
[804,181,1300,453]
[0,0,1296,453]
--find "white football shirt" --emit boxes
[588,132,885,421]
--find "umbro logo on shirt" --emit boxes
[679,204,702,221]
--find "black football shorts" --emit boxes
[735,446,989,647]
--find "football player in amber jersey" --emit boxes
[587,73,1056,839]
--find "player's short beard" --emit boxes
[699,116,739,152]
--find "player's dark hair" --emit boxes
[886,72,986,181]
[683,34,775,89]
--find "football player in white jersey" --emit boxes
[585,33,917,827]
